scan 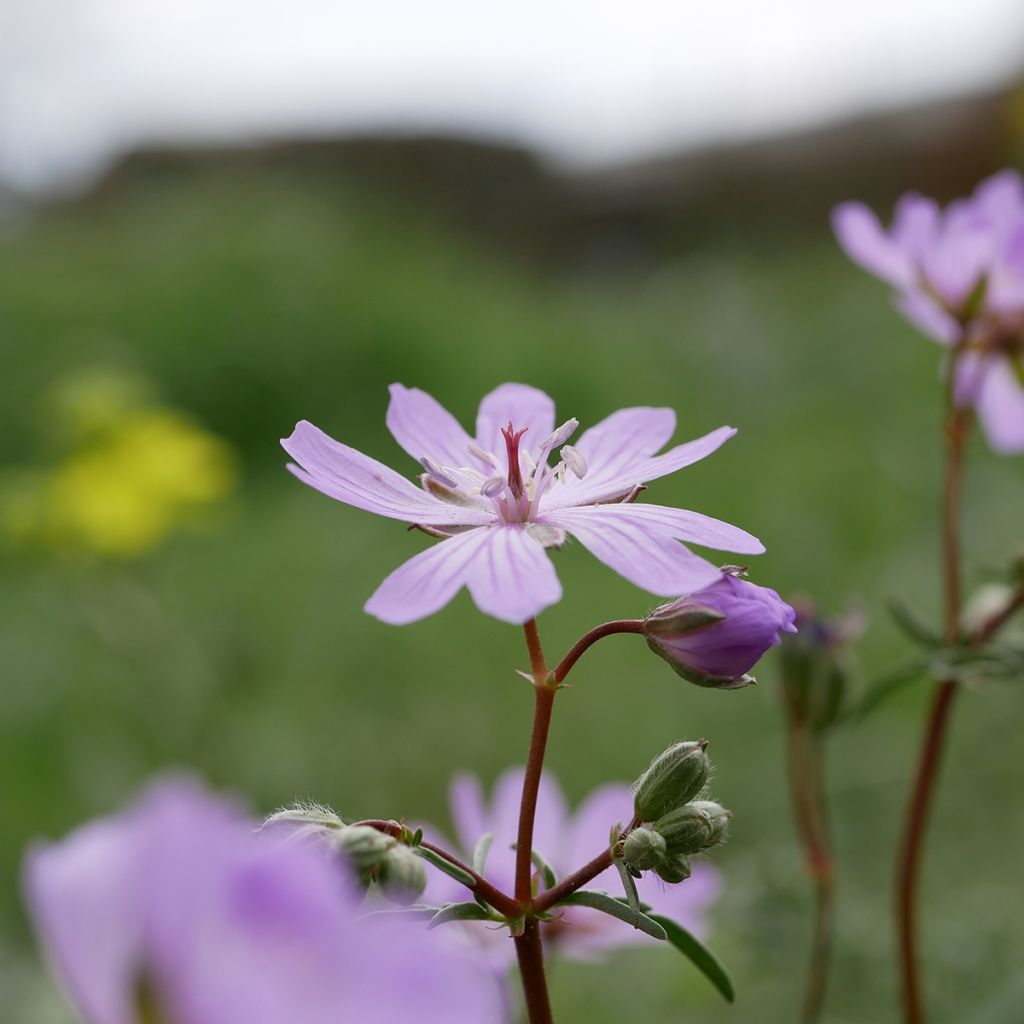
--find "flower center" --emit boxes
[500,422,528,500]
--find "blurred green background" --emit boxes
[2,144,1023,1023]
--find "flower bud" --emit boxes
[654,853,692,885]
[621,826,668,871]
[779,599,862,730]
[688,800,731,846]
[632,740,711,822]
[333,825,396,872]
[644,571,797,689]
[377,844,428,905]
[652,805,713,855]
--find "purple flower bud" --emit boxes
[644,572,798,688]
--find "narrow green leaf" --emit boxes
[531,849,558,890]
[649,914,735,1003]
[359,904,439,921]
[614,857,641,913]
[887,598,941,647]
[427,902,497,929]
[558,890,667,940]
[856,656,929,720]
[472,832,494,875]
[413,847,476,889]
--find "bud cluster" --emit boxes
[623,740,731,884]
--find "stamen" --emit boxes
[480,475,506,497]
[419,457,458,488]
[561,444,587,479]
[466,441,501,469]
[500,422,528,499]
[541,418,579,451]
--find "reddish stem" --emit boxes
[552,619,645,684]
[514,919,554,1024]
[895,370,971,1024]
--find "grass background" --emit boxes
[2,159,1023,1021]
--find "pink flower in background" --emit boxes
[24,777,502,1024]
[832,169,1024,453]
[420,768,720,968]
[283,383,764,624]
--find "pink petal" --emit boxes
[364,529,492,624]
[385,384,474,470]
[832,201,914,288]
[546,505,722,596]
[890,193,941,261]
[595,503,765,554]
[448,774,489,860]
[571,406,677,484]
[543,425,737,510]
[283,421,490,527]
[475,383,555,461]
[465,525,562,624]
[976,356,1024,454]
[895,290,958,345]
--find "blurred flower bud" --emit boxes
[644,571,797,689]
[260,802,346,842]
[779,598,863,730]
[633,740,711,822]
[621,826,668,872]
[378,844,428,905]
[961,582,1020,637]
[654,853,692,885]
[333,825,397,873]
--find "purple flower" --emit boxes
[282,383,764,624]
[24,776,502,1024]
[832,170,1024,454]
[643,572,798,688]
[418,769,720,967]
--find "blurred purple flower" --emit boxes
[419,768,720,968]
[644,572,798,688]
[24,776,502,1024]
[282,383,764,624]
[833,170,1024,454]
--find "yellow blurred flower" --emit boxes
[1,374,237,558]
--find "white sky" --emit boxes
[1,0,1024,193]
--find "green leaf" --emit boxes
[856,656,929,720]
[649,914,735,1003]
[887,598,941,648]
[413,847,476,889]
[530,849,558,890]
[613,856,641,913]
[472,832,494,875]
[558,890,667,940]
[359,904,440,921]
[427,902,499,929]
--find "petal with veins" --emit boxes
[283,421,490,527]
[465,525,562,624]
[547,506,721,596]
[385,384,474,470]
[475,383,555,462]
[585,503,765,555]
[364,528,492,624]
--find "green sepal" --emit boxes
[412,846,476,888]
[472,832,494,875]
[648,913,735,1003]
[557,890,667,940]
[427,902,501,929]
[530,849,558,890]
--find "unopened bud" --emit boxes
[378,844,428,905]
[652,805,713,855]
[333,825,396,872]
[633,740,711,822]
[621,826,668,871]
[260,802,345,840]
[654,853,692,885]
[687,800,731,847]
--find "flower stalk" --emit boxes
[895,347,971,1024]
